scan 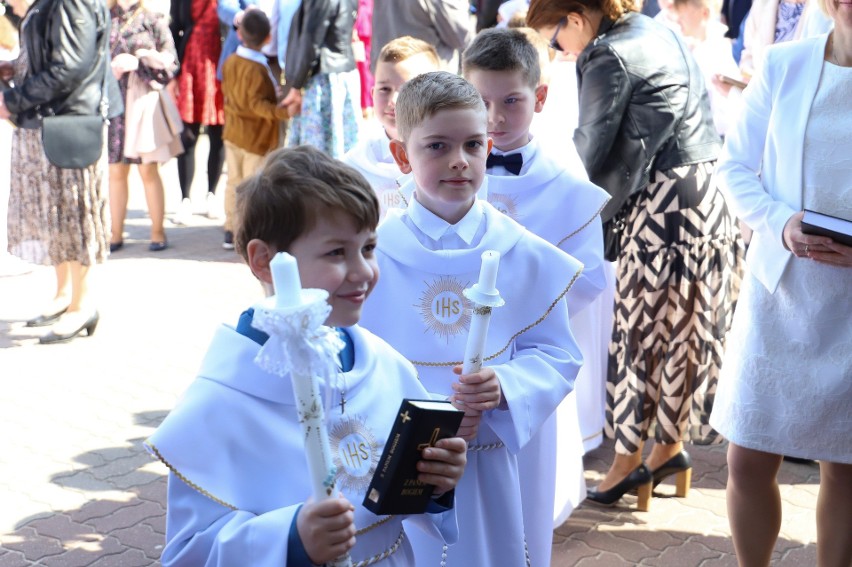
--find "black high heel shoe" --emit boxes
[650,451,692,497]
[39,311,99,344]
[25,306,68,327]
[586,464,653,511]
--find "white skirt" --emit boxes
[710,259,852,464]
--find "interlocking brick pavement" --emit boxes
[1,144,821,566]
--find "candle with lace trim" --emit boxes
[259,251,352,567]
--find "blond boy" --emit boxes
[342,36,441,219]
[360,72,584,567]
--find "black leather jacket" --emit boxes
[284,0,357,90]
[3,0,123,129]
[574,12,721,221]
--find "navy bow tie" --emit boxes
[486,152,523,175]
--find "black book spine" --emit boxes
[363,403,424,514]
[363,400,463,515]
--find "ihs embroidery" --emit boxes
[488,193,520,221]
[330,415,379,495]
[380,187,406,211]
[417,276,472,342]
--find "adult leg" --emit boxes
[598,450,644,491]
[726,443,783,567]
[41,261,98,339]
[34,261,72,317]
[66,261,93,312]
[206,124,225,194]
[599,211,655,497]
[646,441,685,471]
[176,122,200,200]
[645,340,696,496]
[816,461,852,567]
[109,163,130,245]
[137,162,166,243]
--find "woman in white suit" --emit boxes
[709,0,852,563]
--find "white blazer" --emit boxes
[716,34,830,293]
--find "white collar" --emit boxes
[236,45,269,65]
[368,128,395,164]
[407,195,484,246]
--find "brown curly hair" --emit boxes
[527,0,637,27]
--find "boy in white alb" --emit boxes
[521,29,616,458]
[341,37,441,220]
[462,28,610,567]
[359,72,584,567]
[146,146,468,566]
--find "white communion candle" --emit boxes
[270,252,302,309]
[477,250,500,294]
[461,250,504,375]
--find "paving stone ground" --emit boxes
[1,142,821,566]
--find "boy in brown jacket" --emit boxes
[221,9,288,249]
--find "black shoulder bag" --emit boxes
[40,19,111,169]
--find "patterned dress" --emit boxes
[108,3,178,164]
[6,41,109,266]
[176,0,224,126]
[287,70,361,158]
[606,162,744,454]
[774,0,805,43]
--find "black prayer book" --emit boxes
[801,209,852,247]
[363,399,464,515]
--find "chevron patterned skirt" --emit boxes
[605,161,744,455]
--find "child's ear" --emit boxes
[534,84,549,113]
[246,239,275,285]
[389,139,412,174]
[486,137,493,155]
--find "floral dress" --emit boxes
[108,3,178,164]
[6,28,110,266]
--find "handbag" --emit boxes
[40,27,111,170]
[602,212,626,262]
[123,72,184,163]
[41,114,104,169]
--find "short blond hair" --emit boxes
[378,35,440,66]
[394,71,485,141]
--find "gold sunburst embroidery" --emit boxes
[488,192,520,221]
[416,276,472,343]
[329,415,379,495]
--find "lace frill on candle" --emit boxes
[251,296,345,405]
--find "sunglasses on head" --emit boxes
[550,17,567,52]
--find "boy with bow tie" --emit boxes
[463,28,611,567]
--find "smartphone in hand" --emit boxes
[717,74,748,90]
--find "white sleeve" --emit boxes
[160,473,300,567]
[561,213,607,317]
[483,299,582,454]
[716,49,795,249]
